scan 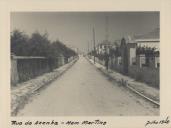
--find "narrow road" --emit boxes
[18,56,159,116]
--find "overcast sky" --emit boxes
[11,12,159,52]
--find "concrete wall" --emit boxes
[98,55,159,88]
[11,57,19,85]
[11,55,70,86]
[126,43,137,66]
[90,54,159,88]
[128,65,159,88]
[109,57,123,73]
[11,57,50,85]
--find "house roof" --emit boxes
[126,28,160,51]
[100,40,112,45]
[136,39,159,42]
[133,28,160,40]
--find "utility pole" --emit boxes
[93,27,96,64]
[105,16,109,41]
[87,41,89,54]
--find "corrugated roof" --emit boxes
[134,28,160,40]
[100,40,112,45]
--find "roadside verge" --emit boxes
[86,57,159,106]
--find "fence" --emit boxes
[128,65,159,88]
[95,55,159,88]
[11,55,74,86]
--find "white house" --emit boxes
[97,40,112,55]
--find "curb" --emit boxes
[126,85,160,106]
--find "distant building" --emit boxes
[97,40,112,55]
[134,28,160,68]
[120,28,160,69]
[133,28,160,51]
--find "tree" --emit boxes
[11,30,29,56]
[28,32,50,56]
[11,29,77,58]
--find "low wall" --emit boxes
[109,58,123,73]
[111,64,123,73]
[128,65,159,88]
[17,58,50,82]
[11,55,76,86]
[95,56,159,88]
[11,58,19,85]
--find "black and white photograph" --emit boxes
[0,0,171,128]
[10,11,160,116]
[10,12,160,116]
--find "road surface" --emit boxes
[18,56,159,116]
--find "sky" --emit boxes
[11,12,159,52]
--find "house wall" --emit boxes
[126,43,137,66]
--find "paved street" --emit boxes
[18,56,159,116]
